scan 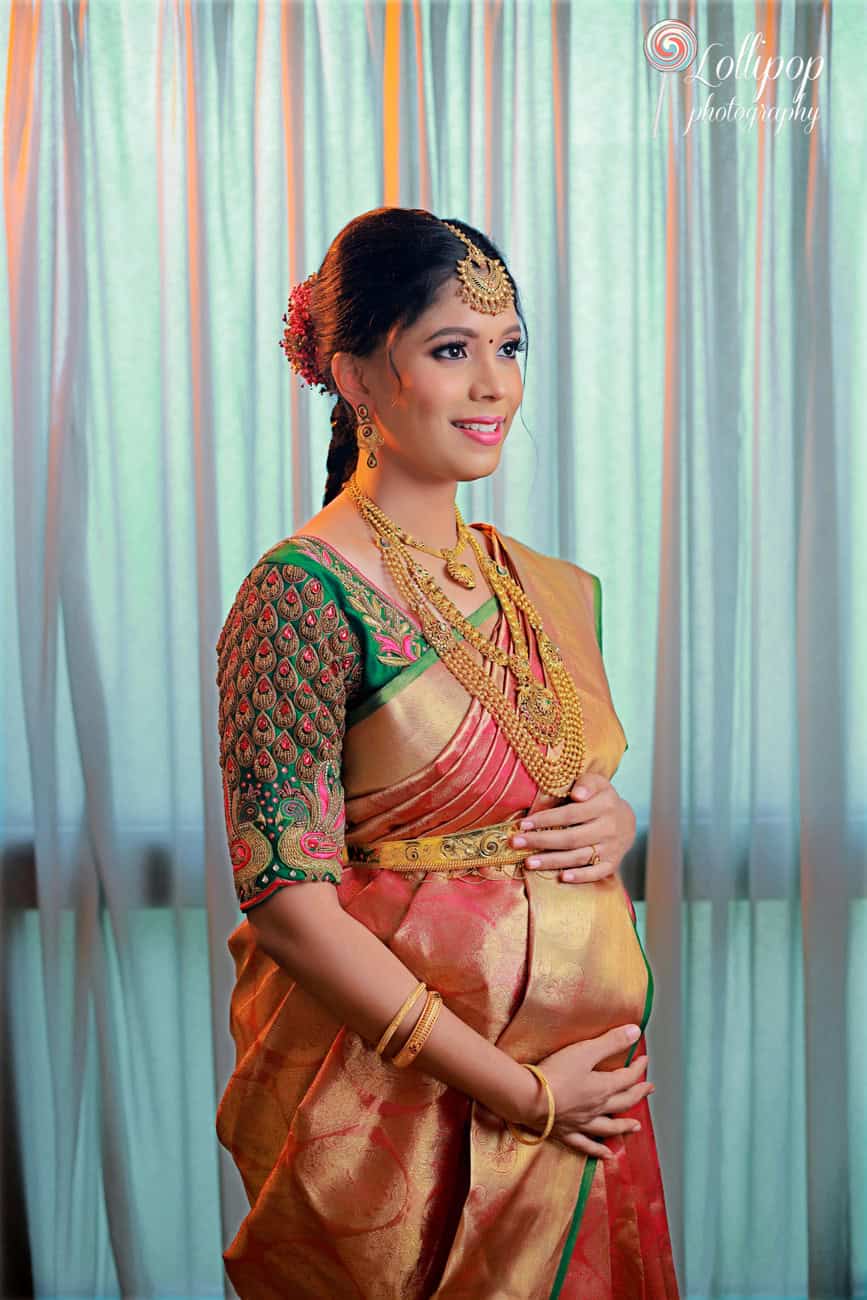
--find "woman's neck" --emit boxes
[350,463,464,550]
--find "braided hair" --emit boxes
[279,207,527,507]
[324,398,358,507]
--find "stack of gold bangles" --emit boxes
[374,981,557,1143]
[375,979,443,1068]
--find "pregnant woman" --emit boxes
[215,207,679,1298]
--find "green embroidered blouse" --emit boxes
[216,535,499,913]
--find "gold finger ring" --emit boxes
[588,844,601,865]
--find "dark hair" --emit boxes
[304,207,529,506]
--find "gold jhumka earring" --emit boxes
[355,403,383,468]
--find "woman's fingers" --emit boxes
[555,1112,645,1159]
[560,862,615,882]
[576,1114,642,1136]
[604,1055,649,1092]
[556,1130,617,1161]
[603,1080,656,1112]
[511,822,606,851]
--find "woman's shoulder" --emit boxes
[216,534,352,663]
[260,533,347,584]
[215,535,365,711]
[486,524,599,612]
[227,532,349,603]
[262,497,379,587]
[491,526,604,654]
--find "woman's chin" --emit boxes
[457,459,501,483]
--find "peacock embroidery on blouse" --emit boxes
[224,757,346,895]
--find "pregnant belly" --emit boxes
[356,867,652,1068]
[501,870,652,1068]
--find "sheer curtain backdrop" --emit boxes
[1,1,864,1297]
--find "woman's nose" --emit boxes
[469,359,507,400]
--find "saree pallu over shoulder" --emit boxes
[217,524,679,1300]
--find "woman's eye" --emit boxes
[432,338,526,360]
[503,338,527,358]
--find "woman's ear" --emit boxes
[330,351,371,413]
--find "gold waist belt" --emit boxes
[345,818,530,877]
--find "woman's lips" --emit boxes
[451,419,504,445]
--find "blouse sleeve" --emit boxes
[590,573,603,654]
[216,557,363,913]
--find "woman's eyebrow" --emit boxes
[424,323,522,342]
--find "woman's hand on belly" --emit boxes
[527,1025,655,1161]
[508,773,636,883]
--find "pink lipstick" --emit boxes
[451,419,504,445]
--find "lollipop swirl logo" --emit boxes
[644,19,699,137]
[644,19,698,74]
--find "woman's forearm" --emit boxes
[244,882,545,1129]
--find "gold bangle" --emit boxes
[392,990,443,1068]
[506,1063,556,1145]
[375,980,427,1057]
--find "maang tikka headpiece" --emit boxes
[279,218,514,389]
[440,221,514,316]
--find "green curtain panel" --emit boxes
[1,0,864,1296]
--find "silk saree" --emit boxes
[215,522,679,1299]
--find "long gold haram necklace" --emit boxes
[345,473,586,795]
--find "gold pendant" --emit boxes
[516,680,563,741]
[445,558,476,588]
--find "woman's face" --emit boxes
[357,276,525,484]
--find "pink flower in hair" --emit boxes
[279,273,330,394]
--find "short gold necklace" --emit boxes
[390,517,478,589]
[345,473,586,795]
